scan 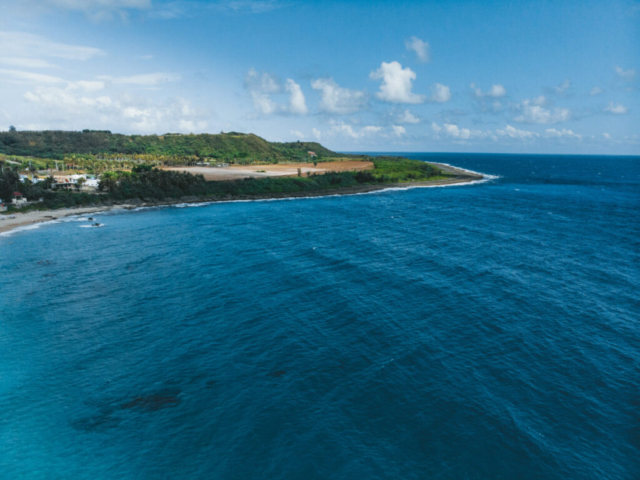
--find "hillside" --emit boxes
[0,130,342,161]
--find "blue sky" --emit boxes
[0,0,638,154]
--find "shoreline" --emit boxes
[1,164,485,236]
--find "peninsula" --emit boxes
[0,130,483,234]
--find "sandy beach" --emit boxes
[0,163,484,236]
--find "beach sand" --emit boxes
[0,206,133,235]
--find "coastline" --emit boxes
[1,164,485,236]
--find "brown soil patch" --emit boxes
[161,161,373,181]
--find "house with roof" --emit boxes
[12,192,27,206]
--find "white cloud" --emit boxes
[496,125,539,140]
[405,36,430,63]
[0,57,58,68]
[513,97,571,124]
[0,68,65,84]
[530,95,547,106]
[603,133,611,140]
[285,79,308,115]
[370,61,425,104]
[590,87,603,96]
[443,123,471,139]
[604,102,628,114]
[22,84,209,132]
[397,109,420,124]
[98,72,181,86]
[0,32,105,60]
[290,130,304,139]
[30,0,152,21]
[615,66,637,81]
[73,80,106,91]
[312,127,322,141]
[430,83,451,103]
[311,78,367,114]
[220,0,289,14]
[244,69,307,116]
[244,68,280,115]
[391,125,406,137]
[244,68,279,93]
[470,83,506,98]
[318,123,383,140]
[431,122,489,141]
[553,79,571,94]
[544,128,582,140]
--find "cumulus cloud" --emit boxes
[391,125,406,137]
[429,83,451,103]
[470,83,506,98]
[370,61,426,104]
[396,109,420,124]
[551,78,571,94]
[311,78,367,114]
[544,128,582,140]
[244,68,280,115]
[604,102,628,114]
[314,123,387,141]
[327,124,382,139]
[0,31,105,61]
[513,97,571,124]
[431,122,489,141]
[405,36,430,63]
[244,69,307,116]
[590,87,602,96]
[285,78,308,115]
[496,125,539,140]
[22,84,209,132]
[615,66,637,81]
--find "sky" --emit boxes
[0,0,638,154]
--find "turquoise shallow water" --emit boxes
[1,153,639,479]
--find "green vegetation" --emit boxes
[0,130,341,163]
[0,129,454,213]
[0,168,100,211]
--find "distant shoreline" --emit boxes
[0,163,484,236]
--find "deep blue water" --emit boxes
[1,153,639,479]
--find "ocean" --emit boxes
[1,153,639,479]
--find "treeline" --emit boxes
[0,168,99,209]
[103,167,386,201]
[0,130,340,162]
[1,157,445,211]
[102,159,443,200]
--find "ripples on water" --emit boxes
[1,154,639,479]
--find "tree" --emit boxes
[75,177,86,191]
[297,168,302,177]
[8,125,16,132]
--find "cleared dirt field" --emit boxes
[161,161,374,181]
